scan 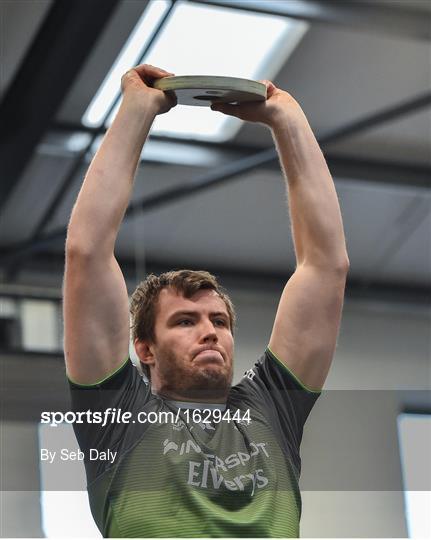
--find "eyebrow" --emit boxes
[167,310,229,322]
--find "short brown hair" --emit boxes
[130,269,236,346]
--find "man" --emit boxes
[64,64,349,537]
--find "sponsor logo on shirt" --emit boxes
[244,368,255,380]
[162,438,270,495]
[172,419,187,431]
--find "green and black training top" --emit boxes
[68,348,320,538]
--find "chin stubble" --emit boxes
[157,348,232,399]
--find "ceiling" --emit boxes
[0,0,430,305]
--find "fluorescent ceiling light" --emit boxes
[397,414,431,538]
[141,1,307,141]
[88,0,307,143]
[82,0,172,127]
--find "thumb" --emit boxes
[260,80,276,98]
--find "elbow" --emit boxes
[336,255,350,275]
[330,245,350,274]
[331,256,349,279]
[65,236,99,260]
[65,230,114,260]
[303,251,350,274]
[65,236,91,258]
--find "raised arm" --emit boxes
[64,65,176,384]
[212,83,349,390]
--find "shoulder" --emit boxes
[68,357,146,390]
[232,349,323,396]
[68,357,151,414]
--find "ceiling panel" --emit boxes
[57,0,148,123]
[238,22,431,159]
[376,206,431,284]
[113,168,294,270]
[0,0,52,98]
[359,0,431,13]
[1,0,429,299]
[324,109,431,166]
[35,159,429,286]
[338,182,430,284]
[0,152,76,245]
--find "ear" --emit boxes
[134,339,156,370]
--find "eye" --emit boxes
[178,319,193,326]
[214,319,227,327]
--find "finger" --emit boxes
[260,80,276,98]
[133,64,175,77]
[165,90,178,108]
[121,68,139,86]
[210,103,241,117]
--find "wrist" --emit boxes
[267,100,306,131]
[120,91,158,118]
[269,114,301,137]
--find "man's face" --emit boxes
[147,288,234,401]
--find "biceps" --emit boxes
[269,265,347,389]
[63,253,130,384]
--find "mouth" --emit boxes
[194,349,224,363]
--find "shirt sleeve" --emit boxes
[67,359,151,482]
[229,348,321,475]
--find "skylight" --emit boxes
[83,0,308,143]
[82,0,172,127]
[82,0,308,142]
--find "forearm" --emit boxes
[66,95,156,255]
[271,105,349,270]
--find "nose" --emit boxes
[199,319,218,343]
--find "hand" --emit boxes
[121,64,177,115]
[210,80,300,128]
